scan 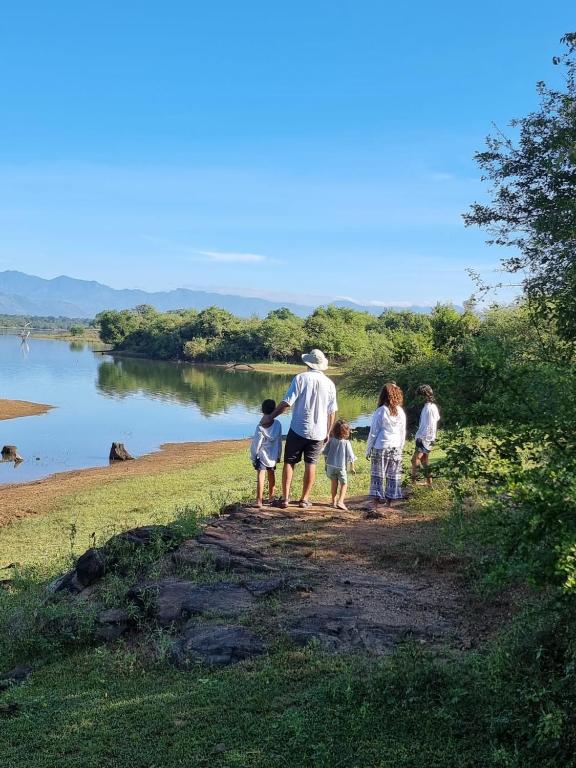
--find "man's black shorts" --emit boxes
[284,428,324,465]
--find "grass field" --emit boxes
[1,442,547,768]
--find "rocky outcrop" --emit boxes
[171,625,265,667]
[47,525,180,595]
[128,577,285,626]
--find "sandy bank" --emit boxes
[0,439,248,527]
[0,399,53,422]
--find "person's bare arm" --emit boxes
[261,401,290,426]
[326,410,336,441]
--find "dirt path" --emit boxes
[0,399,53,421]
[0,439,248,526]
[173,497,517,653]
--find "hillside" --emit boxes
[0,271,435,319]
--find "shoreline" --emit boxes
[99,351,345,376]
[0,438,249,527]
[0,398,54,422]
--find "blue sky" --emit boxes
[0,1,574,306]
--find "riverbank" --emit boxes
[104,354,346,376]
[0,399,53,422]
[0,438,248,529]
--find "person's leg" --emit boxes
[336,481,348,509]
[301,461,316,502]
[385,451,403,508]
[421,452,432,486]
[299,439,323,504]
[255,470,265,506]
[267,468,276,501]
[368,450,385,510]
[411,450,421,481]
[282,461,294,503]
[330,476,339,505]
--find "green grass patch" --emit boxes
[0,441,373,573]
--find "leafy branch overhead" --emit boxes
[464,32,576,344]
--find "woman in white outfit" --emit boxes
[366,382,406,512]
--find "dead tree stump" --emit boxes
[109,443,134,462]
[1,445,23,463]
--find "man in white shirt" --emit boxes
[264,349,338,509]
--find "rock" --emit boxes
[95,608,132,643]
[128,580,259,626]
[112,525,178,550]
[47,525,180,596]
[287,606,429,653]
[46,569,85,595]
[172,540,277,575]
[0,666,32,691]
[244,577,286,597]
[109,442,134,461]
[172,541,233,571]
[1,445,23,462]
[75,548,110,587]
[171,625,265,667]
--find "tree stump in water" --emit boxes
[109,443,134,462]
[1,445,23,463]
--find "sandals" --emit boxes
[298,499,313,509]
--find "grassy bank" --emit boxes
[0,441,372,571]
[2,443,572,768]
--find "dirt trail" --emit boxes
[0,440,248,526]
[187,496,516,652]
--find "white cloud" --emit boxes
[197,250,267,264]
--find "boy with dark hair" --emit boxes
[250,398,282,508]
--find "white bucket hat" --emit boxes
[302,348,329,371]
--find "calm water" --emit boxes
[0,335,372,485]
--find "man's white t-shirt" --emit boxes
[283,370,338,441]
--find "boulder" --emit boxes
[46,569,85,595]
[95,608,132,643]
[75,548,110,587]
[0,666,32,691]
[112,525,179,550]
[47,525,181,596]
[128,580,258,626]
[171,625,265,667]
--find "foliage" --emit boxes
[97,303,438,364]
[0,314,92,330]
[441,424,576,592]
[346,302,576,428]
[464,33,576,347]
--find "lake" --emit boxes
[0,335,372,485]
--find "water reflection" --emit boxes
[97,358,370,422]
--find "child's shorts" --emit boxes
[253,460,276,471]
[415,438,434,455]
[326,465,347,484]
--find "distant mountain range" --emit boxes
[0,271,437,319]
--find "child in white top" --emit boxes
[250,398,282,507]
[411,384,440,486]
[323,419,356,510]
